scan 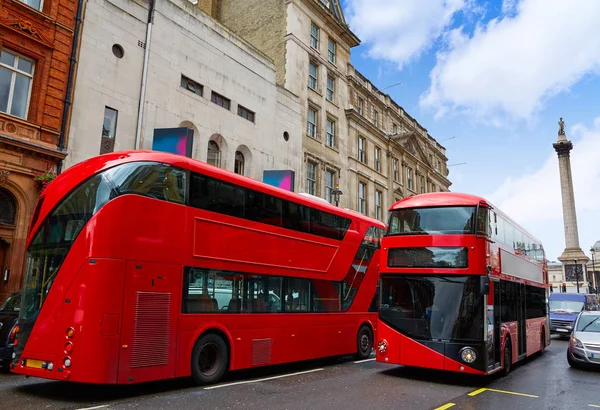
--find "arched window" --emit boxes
[0,188,16,225]
[234,151,245,175]
[207,141,221,168]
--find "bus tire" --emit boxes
[540,330,546,354]
[355,325,373,360]
[191,333,229,385]
[502,338,512,377]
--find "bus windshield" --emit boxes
[379,275,483,342]
[388,206,475,235]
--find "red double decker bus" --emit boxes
[11,151,385,385]
[376,192,549,376]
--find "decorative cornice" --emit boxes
[0,19,54,47]
[553,140,573,158]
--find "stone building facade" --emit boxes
[65,0,302,183]
[0,0,78,301]
[216,0,450,220]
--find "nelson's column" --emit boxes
[553,117,589,293]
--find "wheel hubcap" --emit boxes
[360,334,370,352]
[199,342,221,377]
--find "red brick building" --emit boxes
[0,0,78,301]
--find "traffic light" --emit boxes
[562,283,567,293]
[550,284,553,293]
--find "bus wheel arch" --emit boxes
[540,326,546,353]
[355,322,374,360]
[191,329,231,385]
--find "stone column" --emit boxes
[553,118,589,292]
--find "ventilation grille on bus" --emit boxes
[252,338,272,366]
[131,291,171,368]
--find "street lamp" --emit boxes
[332,184,343,207]
[591,247,597,293]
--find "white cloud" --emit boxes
[486,119,600,260]
[421,0,600,121]
[345,0,468,70]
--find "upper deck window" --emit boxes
[388,206,475,235]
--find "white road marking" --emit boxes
[204,368,325,390]
[353,358,376,363]
[75,406,109,410]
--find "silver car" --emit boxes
[567,311,600,369]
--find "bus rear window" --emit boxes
[388,206,475,235]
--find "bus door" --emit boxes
[491,279,501,370]
[118,261,180,384]
[517,283,527,358]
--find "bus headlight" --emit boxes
[460,347,477,364]
[64,357,71,368]
[377,339,388,355]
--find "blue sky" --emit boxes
[341,0,600,262]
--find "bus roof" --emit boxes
[389,192,542,245]
[38,151,385,233]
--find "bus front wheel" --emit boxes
[355,325,373,360]
[502,339,512,377]
[191,333,229,385]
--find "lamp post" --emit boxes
[591,247,597,293]
[332,184,343,207]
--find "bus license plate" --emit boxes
[26,359,43,369]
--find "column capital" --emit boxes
[553,140,573,157]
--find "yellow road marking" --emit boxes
[434,403,455,410]
[468,387,538,398]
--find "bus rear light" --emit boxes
[377,339,388,355]
[66,328,75,338]
[64,357,71,368]
[64,342,73,353]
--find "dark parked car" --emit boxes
[0,291,20,372]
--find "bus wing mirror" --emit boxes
[480,276,490,295]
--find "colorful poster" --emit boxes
[263,170,295,192]
[152,127,194,157]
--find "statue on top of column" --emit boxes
[558,117,566,136]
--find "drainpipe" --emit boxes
[134,0,155,150]
[56,0,85,174]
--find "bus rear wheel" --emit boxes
[191,333,229,385]
[355,325,373,360]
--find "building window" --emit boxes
[325,170,335,203]
[328,39,336,63]
[407,168,413,190]
[211,92,231,110]
[306,161,317,195]
[358,181,366,214]
[437,160,442,172]
[432,183,436,192]
[420,176,425,194]
[308,61,318,90]
[373,110,378,126]
[100,106,118,155]
[207,141,221,168]
[375,147,381,172]
[392,123,398,134]
[393,158,399,181]
[180,75,203,96]
[234,151,245,175]
[326,118,335,147]
[0,49,34,119]
[310,23,320,49]
[326,75,335,102]
[0,188,16,225]
[238,105,255,123]
[307,106,317,138]
[375,190,382,221]
[19,0,42,11]
[357,98,364,115]
[358,137,366,163]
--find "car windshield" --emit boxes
[0,293,21,312]
[576,315,600,333]
[549,300,584,313]
[379,275,484,342]
[388,206,476,235]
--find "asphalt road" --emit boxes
[0,336,597,410]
